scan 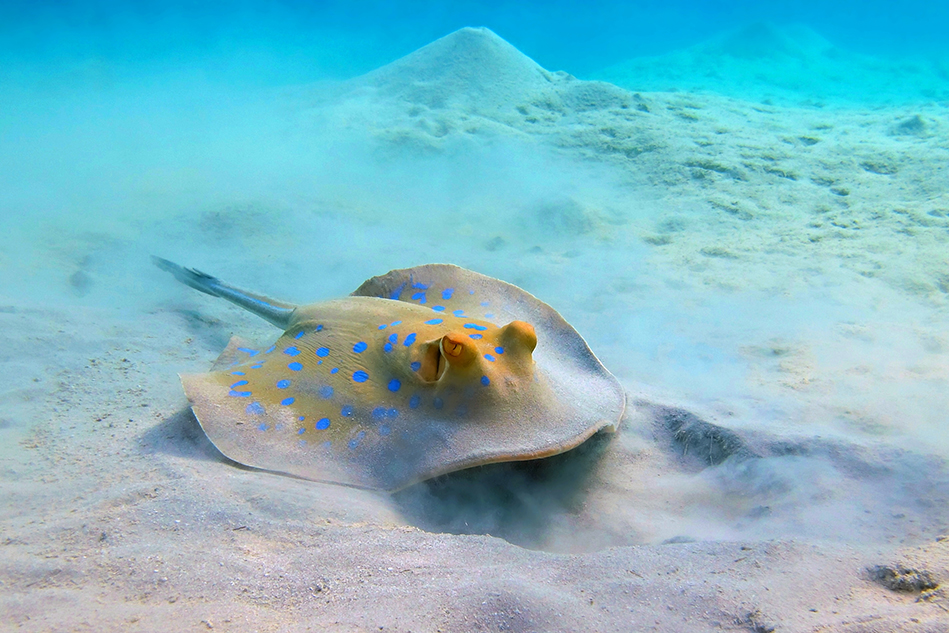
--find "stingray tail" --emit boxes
[152,256,296,329]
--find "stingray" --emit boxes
[154,258,626,490]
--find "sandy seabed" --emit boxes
[2,26,949,632]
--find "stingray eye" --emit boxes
[443,337,464,357]
[440,333,475,367]
[499,320,537,355]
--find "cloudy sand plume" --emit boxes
[1,22,949,632]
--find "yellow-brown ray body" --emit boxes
[157,260,626,490]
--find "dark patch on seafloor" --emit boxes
[869,564,940,594]
[647,403,760,469]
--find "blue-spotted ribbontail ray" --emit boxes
[154,257,626,490]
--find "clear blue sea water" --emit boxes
[2,1,948,85]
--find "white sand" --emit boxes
[1,26,948,631]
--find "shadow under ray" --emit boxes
[391,430,615,550]
[140,407,227,463]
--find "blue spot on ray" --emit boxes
[353,341,367,353]
[442,288,454,300]
[384,343,393,353]
[316,417,331,430]
[388,378,401,392]
[246,402,265,415]
[391,321,402,326]
[258,423,268,431]
[481,375,490,386]
[388,333,398,344]
[250,363,264,369]
[485,313,495,319]
[464,323,487,331]
[276,379,291,389]
[481,301,489,307]
[469,334,483,340]
[288,362,303,371]
[298,428,305,435]
[372,407,386,419]
[378,324,387,330]
[264,345,276,354]
[353,370,369,383]
[404,333,416,346]
[484,354,496,362]
[453,310,464,317]
[425,318,443,325]
[409,394,421,409]
[231,380,248,388]
[432,306,445,312]
[294,331,305,339]
[495,346,505,354]
[331,367,340,374]
[237,347,258,356]
[229,390,251,397]
[410,362,421,372]
[341,405,354,417]
[284,346,301,356]
[281,397,295,406]
[411,292,427,304]
[316,347,329,357]
[315,324,324,332]
[231,371,245,376]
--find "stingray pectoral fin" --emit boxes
[179,372,366,488]
[180,372,255,467]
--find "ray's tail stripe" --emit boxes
[152,256,297,329]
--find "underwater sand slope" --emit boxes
[1,26,948,632]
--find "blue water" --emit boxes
[2,1,948,84]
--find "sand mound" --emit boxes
[359,26,555,111]
[305,26,656,157]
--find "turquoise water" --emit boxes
[3,1,948,80]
